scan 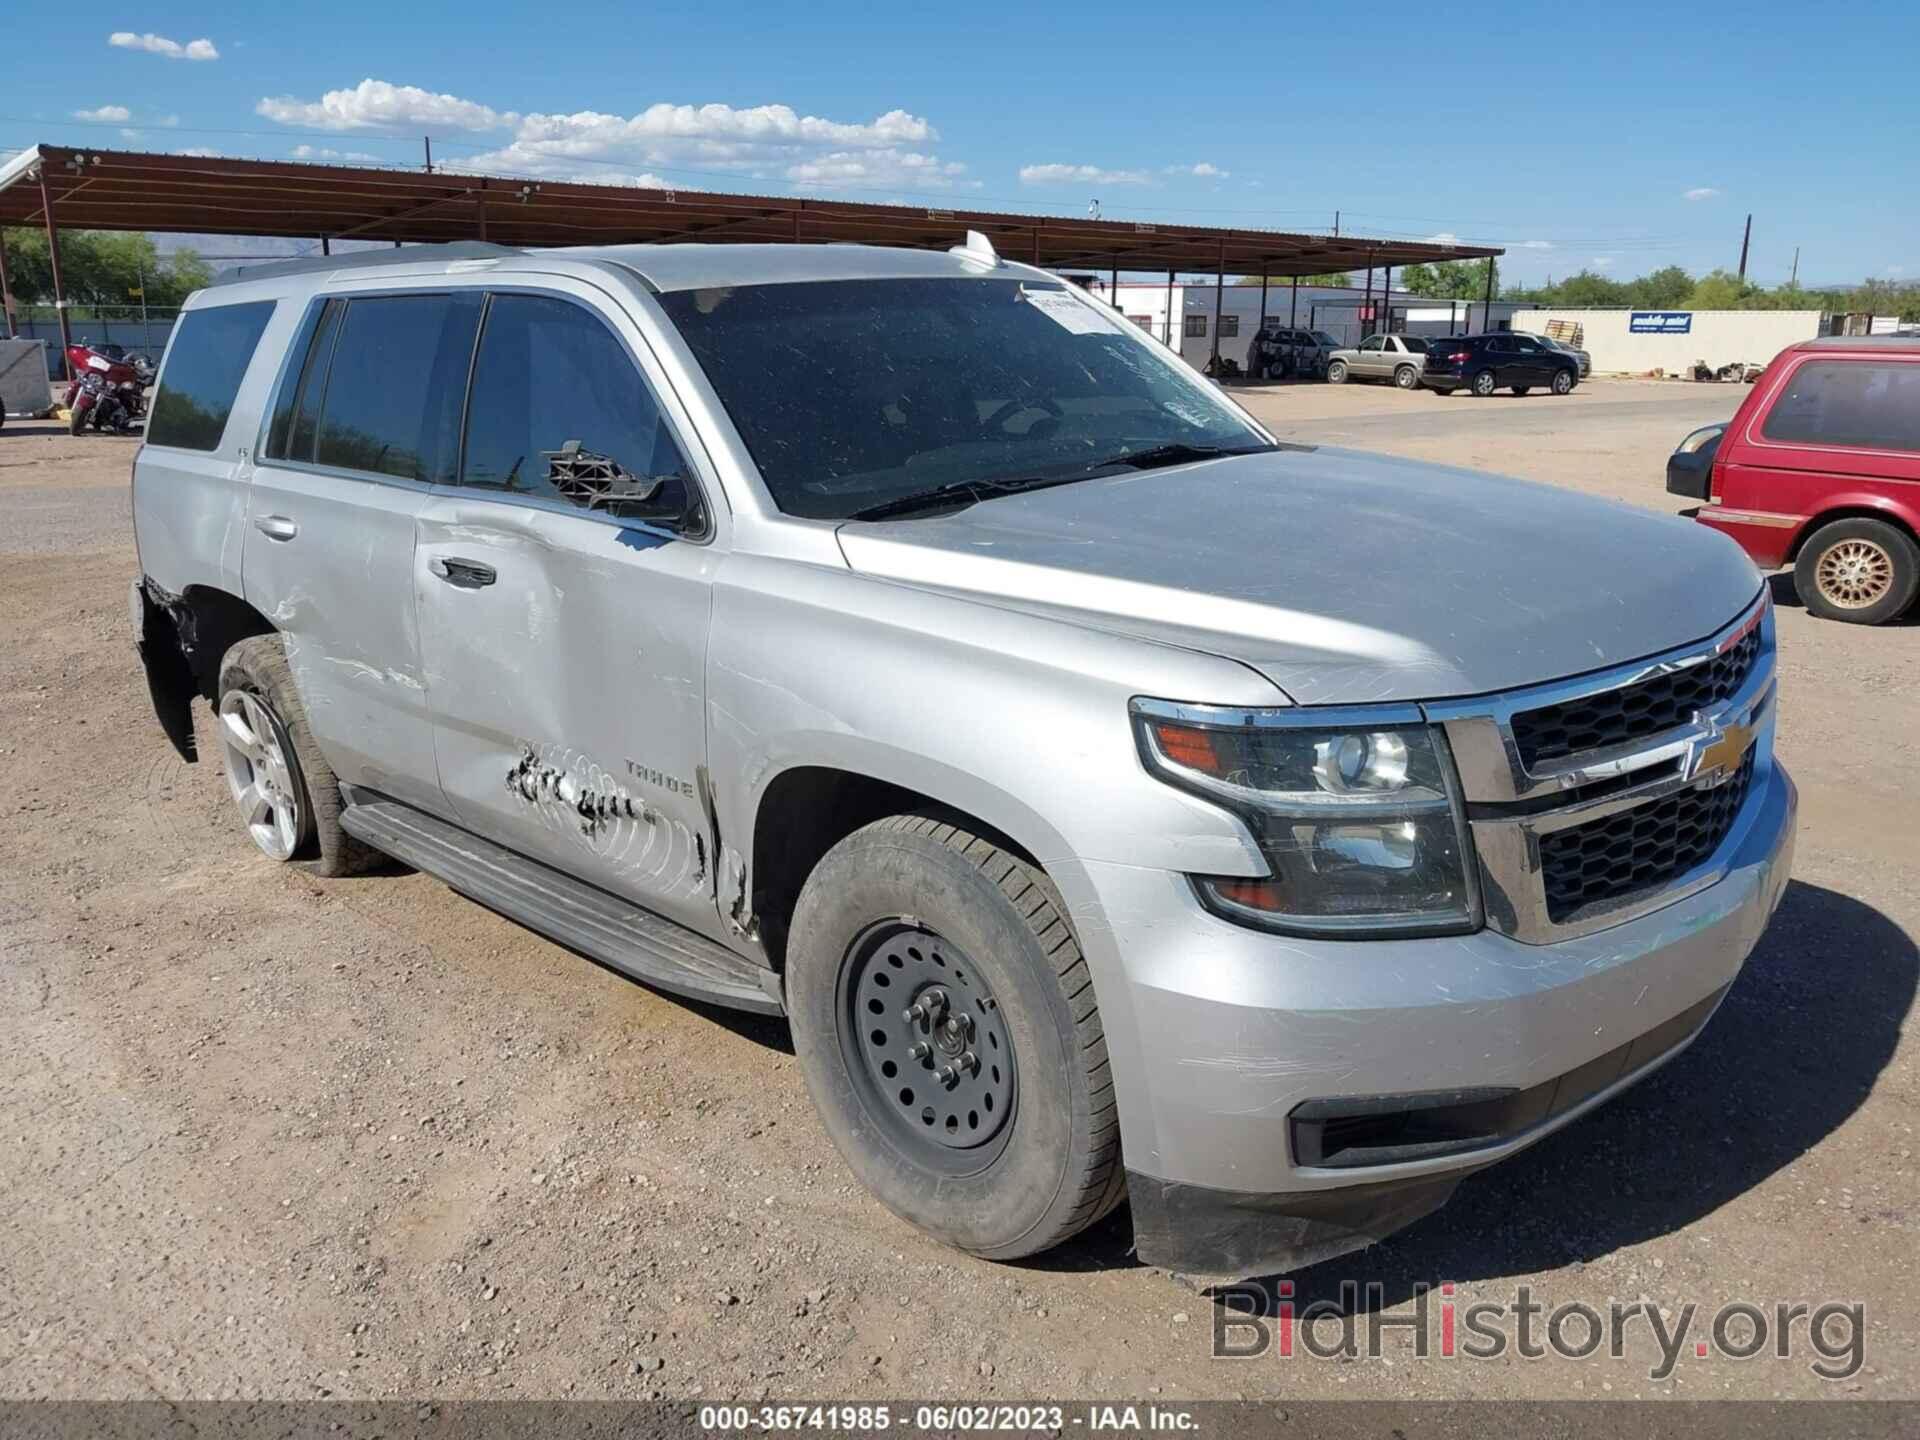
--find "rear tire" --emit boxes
[217,635,382,876]
[1394,365,1418,389]
[1794,518,1920,625]
[786,813,1124,1260]
[1327,359,1348,384]
[1471,369,1497,397]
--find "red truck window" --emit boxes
[1761,360,1920,453]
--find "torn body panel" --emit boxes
[131,577,202,762]
[416,493,731,944]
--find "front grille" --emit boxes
[1539,753,1755,922]
[1511,624,1762,769]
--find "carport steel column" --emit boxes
[36,165,73,356]
[1210,241,1224,366]
[0,227,16,339]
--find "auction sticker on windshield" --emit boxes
[1022,287,1114,334]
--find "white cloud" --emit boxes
[257,79,517,132]
[120,128,143,141]
[1592,256,1616,268]
[1425,231,1461,244]
[1165,161,1227,178]
[1018,162,1151,186]
[290,144,385,164]
[172,146,224,158]
[1515,239,1554,250]
[258,82,960,193]
[109,32,219,61]
[1683,186,1721,201]
[75,104,132,122]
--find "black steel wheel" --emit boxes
[840,921,1016,1170]
[786,812,1126,1259]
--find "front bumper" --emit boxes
[1054,760,1796,1278]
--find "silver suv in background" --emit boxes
[1327,332,1431,388]
[130,236,1795,1280]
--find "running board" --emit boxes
[340,797,782,1016]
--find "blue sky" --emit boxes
[5,2,1915,286]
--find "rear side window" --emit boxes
[461,294,691,505]
[1762,360,1920,453]
[146,300,275,451]
[314,295,479,482]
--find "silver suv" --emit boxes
[130,236,1795,1279]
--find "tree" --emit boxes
[1626,266,1694,309]
[1685,268,1761,310]
[1,227,211,307]
[1398,259,1495,300]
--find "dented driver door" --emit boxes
[414,285,724,936]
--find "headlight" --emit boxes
[1132,700,1481,938]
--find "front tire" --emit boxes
[1552,368,1575,395]
[786,813,1124,1260]
[1327,359,1348,384]
[1394,365,1418,389]
[217,635,381,875]
[1471,369,1497,397]
[1794,518,1920,625]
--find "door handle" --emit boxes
[254,514,299,542]
[430,556,497,589]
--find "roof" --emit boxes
[1790,335,1920,352]
[0,144,1501,278]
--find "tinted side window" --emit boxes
[1762,360,1920,452]
[314,294,479,482]
[266,298,343,462]
[461,294,691,508]
[146,300,276,451]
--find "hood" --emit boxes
[835,447,1762,706]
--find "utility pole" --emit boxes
[1333,209,1340,237]
[424,136,434,174]
[1790,246,1800,288]
[1737,213,1752,281]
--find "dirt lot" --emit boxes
[2,379,1914,1403]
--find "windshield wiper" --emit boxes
[1093,441,1279,471]
[847,471,1099,522]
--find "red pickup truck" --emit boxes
[1668,336,1920,624]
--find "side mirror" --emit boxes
[542,440,689,524]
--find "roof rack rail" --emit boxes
[209,240,523,288]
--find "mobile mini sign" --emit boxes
[1631,310,1694,334]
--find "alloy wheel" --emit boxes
[218,690,303,860]
[1815,539,1896,610]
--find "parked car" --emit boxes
[1422,332,1581,396]
[1247,324,1333,380]
[1536,332,1592,378]
[1668,335,1920,624]
[1326,333,1429,389]
[131,236,1793,1280]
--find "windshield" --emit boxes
[659,277,1268,519]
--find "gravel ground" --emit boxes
[1,379,1913,1402]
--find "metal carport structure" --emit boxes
[0,144,1502,359]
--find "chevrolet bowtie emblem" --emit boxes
[1687,719,1756,786]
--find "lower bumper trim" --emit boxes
[1128,1168,1468,1281]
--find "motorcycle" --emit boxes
[64,343,151,436]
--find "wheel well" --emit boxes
[749,767,1038,971]
[1787,507,1920,563]
[155,583,277,700]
